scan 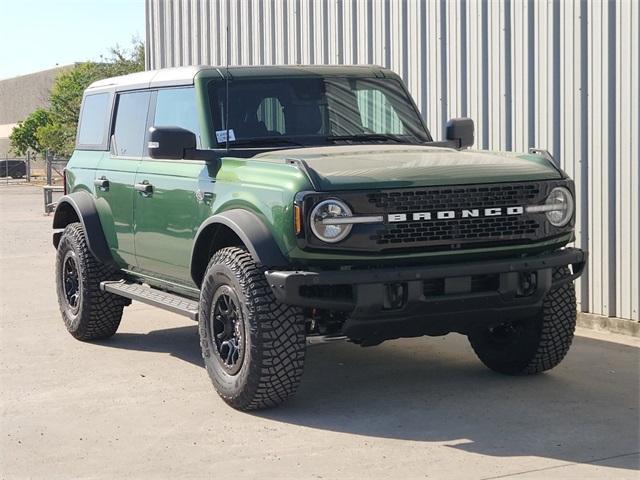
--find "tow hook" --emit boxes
[518,272,537,297]
[384,282,407,310]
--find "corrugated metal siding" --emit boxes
[146,0,639,321]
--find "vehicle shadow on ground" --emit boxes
[99,326,639,471]
[257,335,640,472]
[96,325,204,367]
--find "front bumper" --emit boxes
[265,248,586,339]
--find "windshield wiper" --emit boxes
[326,133,409,144]
[225,137,305,148]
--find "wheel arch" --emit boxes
[52,192,115,267]
[190,209,289,288]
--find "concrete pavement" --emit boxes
[1,185,638,479]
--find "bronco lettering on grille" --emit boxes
[387,206,524,223]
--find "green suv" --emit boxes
[53,65,586,410]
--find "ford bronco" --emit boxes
[53,65,586,410]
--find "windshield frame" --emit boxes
[206,75,434,149]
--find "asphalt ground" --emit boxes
[1,184,639,479]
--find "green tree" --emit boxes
[8,108,51,157]
[34,123,74,157]
[10,39,145,157]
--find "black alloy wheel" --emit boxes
[209,285,245,375]
[61,250,82,315]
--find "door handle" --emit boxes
[94,176,110,191]
[135,181,154,197]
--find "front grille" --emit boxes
[367,184,540,211]
[299,180,572,253]
[366,182,551,249]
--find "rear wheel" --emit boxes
[198,247,306,410]
[468,267,576,375]
[55,223,127,340]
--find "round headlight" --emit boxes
[310,199,353,243]
[545,187,574,227]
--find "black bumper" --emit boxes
[265,248,586,339]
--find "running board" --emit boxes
[101,281,351,346]
[100,280,199,320]
[306,334,348,346]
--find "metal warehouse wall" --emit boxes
[145,0,639,321]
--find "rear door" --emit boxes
[94,90,151,268]
[133,87,208,284]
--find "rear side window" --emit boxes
[154,88,201,146]
[112,91,151,157]
[77,93,111,148]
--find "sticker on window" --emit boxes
[216,129,236,143]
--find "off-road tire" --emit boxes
[55,222,127,340]
[198,247,306,410]
[468,267,576,375]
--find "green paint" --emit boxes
[64,67,573,292]
[256,145,561,190]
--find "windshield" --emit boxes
[208,77,431,147]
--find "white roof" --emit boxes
[86,65,214,92]
[85,64,391,93]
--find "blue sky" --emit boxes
[0,0,145,80]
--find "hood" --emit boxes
[256,145,562,191]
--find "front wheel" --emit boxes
[468,267,577,375]
[198,247,306,410]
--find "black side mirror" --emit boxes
[446,118,474,149]
[148,126,196,160]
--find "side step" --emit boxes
[100,281,350,347]
[101,280,199,320]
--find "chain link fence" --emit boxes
[43,152,68,214]
[0,154,29,184]
[0,151,69,184]
[0,151,68,213]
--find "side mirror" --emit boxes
[446,118,474,149]
[148,126,196,160]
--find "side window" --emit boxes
[154,88,201,146]
[77,93,111,148]
[112,91,151,157]
[256,97,285,134]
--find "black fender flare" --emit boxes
[52,192,115,266]
[190,209,289,286]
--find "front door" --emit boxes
[94,90,151,268]
[133,87,210,286]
